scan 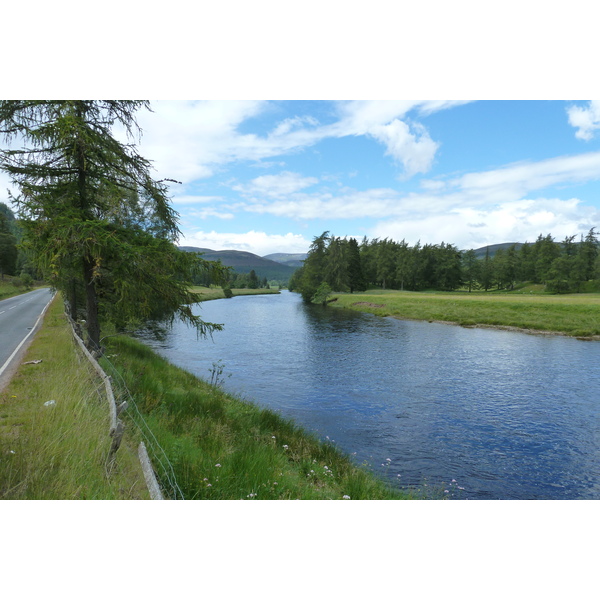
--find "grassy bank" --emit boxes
[0,295,149,499]
[190,286,281,301]
[101,335,412,500]
[332,289,600,338]
[0,277,40,301]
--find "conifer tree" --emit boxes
[0,101,225,350]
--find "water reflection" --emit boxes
[139,290,600,500]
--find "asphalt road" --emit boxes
[0,288,55,377]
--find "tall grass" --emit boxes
[333,289,600,337]
[102,335,412,500]
[0,296,149,499]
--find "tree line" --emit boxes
[289,230,600,302]
[0,101,226,351]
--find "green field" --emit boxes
[332,289,600,338]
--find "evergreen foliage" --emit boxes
[289,228,600,300]
[0,101,226,349]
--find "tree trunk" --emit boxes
[68,278,78,320]
[83,256,100,352]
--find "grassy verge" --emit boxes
[0,277,39,301]
[0,295,149,499]
[101,335,413,500]
[190,286,280,301]
[331,289,600,338]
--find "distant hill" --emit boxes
[179,246,298,281]
[471,243,523,259]
[262,252,307,268]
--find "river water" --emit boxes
[139,290,600,500]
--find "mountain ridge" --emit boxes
[179,246,298,281]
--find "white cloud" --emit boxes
[178,230,311,256]
[132,100,464,185]
[567,100,600,141]
[187,208,234,220]
[135,100,269,181]
[244,188,405,219]
[233,171,319,198]
[370,197,599,249]
[447,151,600,205]
[170,195,226,205]
[369,119,439,177]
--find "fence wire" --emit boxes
[98,350,186,500]
[67,311,185,501]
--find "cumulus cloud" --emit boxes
[135,100,270,181]
[132,100,462,185]
[567,100,600,141]
[368,119,439,177]
[178,230,311,256]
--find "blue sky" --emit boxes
[124,100,600,256]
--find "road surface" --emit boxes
[0,288,55,387]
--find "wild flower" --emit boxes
[215,463,221,468]
[386,458,392,462]
[207,483,212,487]
[283,444,289,450]
[247,492,257,498]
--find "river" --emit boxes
[139,290,600,500]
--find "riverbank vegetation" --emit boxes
[100,334,411,500]
[0,296,148,499]
[332,288,600,338]
[189,285,281,301]
[289,229,600,302]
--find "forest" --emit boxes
[288,229,600,303]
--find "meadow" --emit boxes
[332,287,600,338]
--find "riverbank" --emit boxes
[1,291,411,499]
[331,289,600,339]
[101,334,413,500]
[190,286,281,301]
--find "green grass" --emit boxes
[190,286,281,301]
[101,335,413,500]
[332,288,600,338]
[0,296,149,499]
